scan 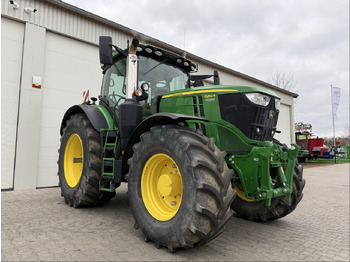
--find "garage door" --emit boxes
[275,103,292,145]
[36,32,102,187]
[1,18,24,190]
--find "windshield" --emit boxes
[138,56,189,98]
[100,55,189,118]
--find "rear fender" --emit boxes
[60,104,112,135]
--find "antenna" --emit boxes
[183,29,186,58]
[184,29,186,51]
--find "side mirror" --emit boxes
[189,70,221,87]
[213,70,220,85]
[99,36,113,65]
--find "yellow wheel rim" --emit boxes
[64,134,84,188]
[141,153,183,221]
[234,185,254,202]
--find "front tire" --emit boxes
[298,156,306,163]
[126,125,236,251]
[58,114,115,207]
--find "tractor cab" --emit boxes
[99,41,196,117]
[99,38,222,119]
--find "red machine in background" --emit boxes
[307,137,331,159]
[295,122,332,162]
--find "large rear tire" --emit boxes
[231,161,305,221]
[126,125,236,251]
[58,114,115,207]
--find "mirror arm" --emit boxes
[112,44,128,57]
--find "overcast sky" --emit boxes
[65,0,349,138]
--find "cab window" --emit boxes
[101,58,126,107]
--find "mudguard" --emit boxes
[60,104,110,135]
[127,112,209,149]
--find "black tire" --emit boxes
[298,156,306,163]
[58,114,116,207]
[231,160,305,221]
[126,125,236,251]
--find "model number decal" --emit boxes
[205,94,216,102]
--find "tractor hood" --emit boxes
[161,85,280,99]
[159,85,281,142]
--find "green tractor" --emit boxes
[58,37,305,251]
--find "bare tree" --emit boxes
[324,124,350,147]
[268,71,300,94]
[342,123,350,145]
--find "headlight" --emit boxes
[275,98,281,111]
[245,93,271,106]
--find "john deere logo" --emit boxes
[269,110,275,119]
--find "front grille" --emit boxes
[218,93,279,141]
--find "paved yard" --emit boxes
[2,163,349,261]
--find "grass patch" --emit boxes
[305,158,349,163]
[301,158,349,168]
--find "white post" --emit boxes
[331,85,337,163]
[331,85,336,147]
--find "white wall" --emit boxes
[275,104,292,145]
[37,32,102,187]
[13,22,46,190]
[1,18,24,189]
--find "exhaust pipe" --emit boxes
[129,38,139,55]
[126,38,139,99]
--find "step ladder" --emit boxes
[100,129,118,192]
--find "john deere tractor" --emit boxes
[58,37,305,251]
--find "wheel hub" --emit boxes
[157,174,182,197]
[64,133,83,188]
[141,153,183,221]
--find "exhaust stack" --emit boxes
[125,39,139,99]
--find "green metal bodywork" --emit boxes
[93,105,115,129]
[298,149,309,158]
[158,85,298,206]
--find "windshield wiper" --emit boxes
[143,58,169,76]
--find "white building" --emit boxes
[1,0,298,190]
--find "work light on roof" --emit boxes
[145,47,153,53]
[155,50,162,56]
